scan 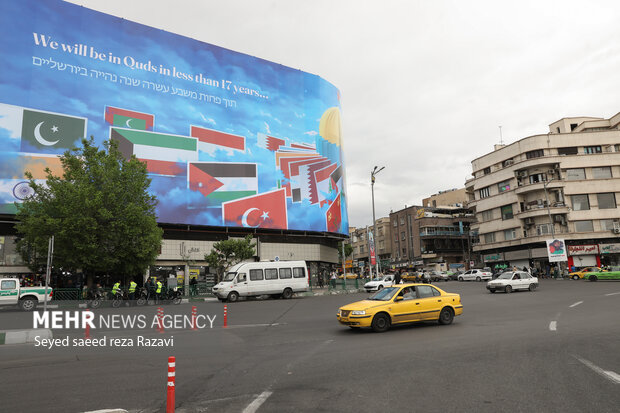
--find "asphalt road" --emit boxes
[1,279,619,413]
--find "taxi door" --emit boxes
[415,285,443,321]
[390,287,421,324]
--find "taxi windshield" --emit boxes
[223,272,237,282]
[368,287,399,301]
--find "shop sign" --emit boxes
[412,260,423,266]
[567,245,599,256]
[599,243,620,254]
[483,253,503,262]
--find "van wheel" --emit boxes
[282,288,293,299]
[20,297,37,311]
[227,291,239,302]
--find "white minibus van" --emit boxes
[211,260,309,302]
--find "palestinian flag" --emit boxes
[110,128,197,176]
[188,162,258,204]
[105,106,154,131]
[223,188,287,229]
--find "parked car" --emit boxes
[486,271,538,293]
[363,274,395,292]
[568,266,603,280]
[337,283,464,332]
[429,270,449,282]
[447,271,462,281]
[585,266,620,281]
[458,269,492,282]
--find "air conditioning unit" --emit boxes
[613,221,620,231]
[547,169,555,175]
[517,171,527,178]
[613,228,620,234]
[554,215,563,222]
[525,218,534,225]
[504,160,514,166]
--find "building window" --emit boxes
[484,233,496,243]
[574,220,594,232]
[504,228,517,240]
[360,233,365,241]
[394,234,398,242]
[498,180,511,192]
[501,205,514,220]
[616,144,620,152]
[401,231,405,241]
[600,219,615,231]
[502,159,514,167]
[393,220,397,227]
[378,227,383,236]
[558,147,578,155]
[570,194,590,211]
[379,240,385,250]
[592,167,612,179]
[526,149,544,159]
[400,217,405,225]
[483,167,491,175]
[529,173,546,184]
[570,123,578,131]
[481,210,494,221]
[360,245,364,254]
[352,235,358,243]
[479,187,490,199]
[584,146,602,154]
[566,168,586,180]
[536,223,553,235]
[597,193,617,209]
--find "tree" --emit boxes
[204,235,256,281]
[15,138,163,279]
[338,242,354,261]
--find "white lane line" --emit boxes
[569,301,583,308]
[549,321,557,331]
[226,323,285,329]
[605,292,620,296]
[243,391,273,413]
[574,356,620,385]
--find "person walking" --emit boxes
[189,276,198,296]
[330,272,337,289]
[394,271,401,285]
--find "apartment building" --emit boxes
[346,217,392,274]
[466,112,620,272]
[422,188,467,208]
[389,204,475,271]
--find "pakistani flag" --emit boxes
[20,109,87,154]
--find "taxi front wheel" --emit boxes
[371,313,390,333]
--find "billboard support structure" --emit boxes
[544,179,563,278]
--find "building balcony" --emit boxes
[515,180,563,195]
[421,252,437,258]
[515,205,570,219]
[419,230,469,237]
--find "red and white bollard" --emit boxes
[157,307,165,333]
[166,356,175,413]
[84,308,91,339]
[223,305,228,328]
[191,305,198,331]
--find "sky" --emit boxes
[66,0,620,229]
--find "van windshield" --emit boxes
[223,272,237,282]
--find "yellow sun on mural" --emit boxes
[319,107,341,146]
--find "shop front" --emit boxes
[567,245,600,269]
[599,243,620,267]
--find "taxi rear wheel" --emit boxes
[438,307,454,325]
[371,313,390,333]
[528,284,536,292]
[505,285,512,294]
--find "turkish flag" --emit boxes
[222,188,288,229]
[326,193,342,233]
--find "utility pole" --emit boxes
[44,235,54,311]
[371,166,385,278]
[543,178,563,278]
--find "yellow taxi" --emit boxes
[337,283,463,332]
[401,272,420,282]
[569,267,603,280]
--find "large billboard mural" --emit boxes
[0,0,348,234]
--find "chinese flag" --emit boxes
[326,194,342,233]
[222,188,288,229]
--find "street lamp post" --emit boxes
[543,178,563,278]
[371,166,385,278]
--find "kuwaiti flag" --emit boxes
[326,193,342,233]
[105,106,154,131]
[110,128,197,176]
[188,162,257,204]
[190,126,245,154]
[223,188,287,229]
[19,108,87,154]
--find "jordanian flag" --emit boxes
[189,162,257,205]
[110,128,197,176]
[105,106,154,131]
[20,109,87,154]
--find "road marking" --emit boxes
[574,356,620,385]
[605,292,620,296]
[243,391,273,413]
[225,323,286,329]
[549,321,557,331]
[569,301,583,308]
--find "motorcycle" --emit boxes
[111,290,127,308]
[161,288,182,305]
[135,287,149,306]
[85,288,103,309]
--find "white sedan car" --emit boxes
[458,269,492,282]
[363,275,394,292]
[486,271,538,293]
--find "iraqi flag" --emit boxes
[105,106,154,131]
[326,193,342,233]
[110,128,197,176]
[189,162,257,204]
[191,125,245,154]
[223,188,288,229]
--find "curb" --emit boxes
[0,328,52,345]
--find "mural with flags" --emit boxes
[0,0,348,234]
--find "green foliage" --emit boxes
[338,242,354,260]
[15,138,163,277]
[204,235,256,278]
